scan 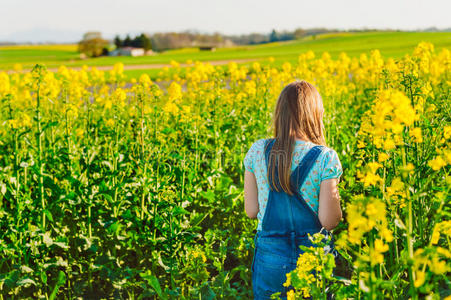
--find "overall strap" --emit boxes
[290,145,324,217]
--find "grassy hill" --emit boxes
[1,31,450,78]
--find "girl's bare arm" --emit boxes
[318,178,342,230]
[244,170,259,219]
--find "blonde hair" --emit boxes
[267,80,326,195]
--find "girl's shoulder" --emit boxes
[247,139,341,162]
[249,139,340,156]
[309,144,341,166]
[296,141,343,177]
[248,138,270,152]
[315,145,343,180]
[318,145,340,158]
[243,139,268,173]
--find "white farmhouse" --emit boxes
[109,47,145,57]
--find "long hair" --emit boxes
[267,80,326,195]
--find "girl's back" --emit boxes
[244,138,342,232]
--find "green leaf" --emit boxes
[158,254,170,271]
[200,283,216,300]
[44,209,54,223]
[148,275,167,300]
[19,265,33,273]
[172,206,188,216]
[16,278,36,287]
[52,241,69,249]
[49,271,66,300]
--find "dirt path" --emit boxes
[7,58,259,74]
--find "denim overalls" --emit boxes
[251,138,336,299]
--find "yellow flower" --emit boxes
[444,150,451,164]
[105,119,115,127]
[282,62,292,73]
[428,156,446,171]
[366,203,378,217]
[381,228,394,242]
[383,138,396,150]
[409,127,423,143]
[445,126,451,139]
[168,82,182,102]
[431,226,440,245]
[75,128,84,137]
[414,270,426,288]
[114,88,127,102]
[378,153,389,163]
[7,119,19,129]
[170,60,180,68]
[104,100,112,110]
[284,273,292,287]
[182,105,191,114]
[163,101,179,115]
[113,62,124,74]
[386,177,404,197]
[361,172,382,187]
[368,162,383,173]
[139,74,152,86]
[400,163,415,174]
[430,257,448,275]
[0,72,11,94]
[287,290,295,300]
[374,239,389,253]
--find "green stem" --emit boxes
[35,71,45,231]
[401,145,416,299]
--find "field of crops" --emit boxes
[2,32,451,73]
[0,42,450,299]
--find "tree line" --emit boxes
[114,34,152,51]
[78,28,403,57]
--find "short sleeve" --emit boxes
[243,140,261,173]
[320,148,343,181]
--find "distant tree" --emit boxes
[269,30,279,42]
[131,35,141,48]
[278,30,294,41]
[124,35,132,47]
[78,31,109,57]
[140,34,152,51]
[294,28,306,39]
[114,35,122,48]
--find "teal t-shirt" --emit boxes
[244,139,343,231]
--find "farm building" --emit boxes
[109,47,150,56]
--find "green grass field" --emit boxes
[1,31,451,79]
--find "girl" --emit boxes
[243,80,343,299]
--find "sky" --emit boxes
[1,0,450,43]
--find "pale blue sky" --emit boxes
[1,0,450,42]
